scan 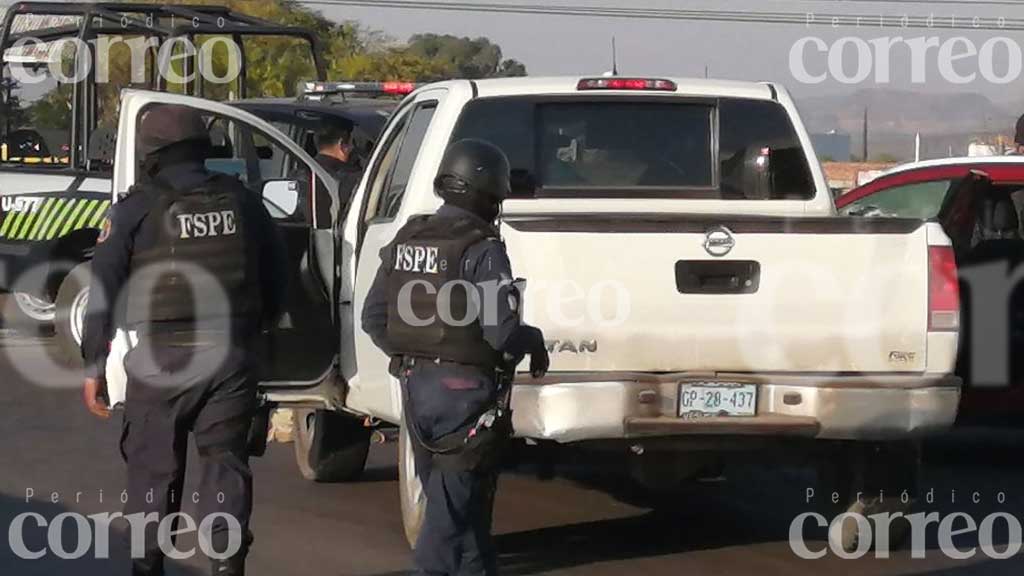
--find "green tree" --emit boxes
[0,76,29,136]
[152,1,526,88]
[406,33,527,78]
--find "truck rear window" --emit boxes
[448,97,815,200]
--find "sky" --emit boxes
[304,0,1024,103]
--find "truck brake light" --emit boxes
[928,246,960,331]
[577,78,677,91]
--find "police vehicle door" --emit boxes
[112,90,341,388]
[341,88,448,422]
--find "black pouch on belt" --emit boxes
[247,404,273,458]
[433,409,513,473]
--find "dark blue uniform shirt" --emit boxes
[361,204,521,360]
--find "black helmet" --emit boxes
[434,138,511,203]
[138,104,210,158]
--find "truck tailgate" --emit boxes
[503,215,930,374]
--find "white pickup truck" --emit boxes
[104,76,961,549]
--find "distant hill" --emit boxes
[795,89,1019,161]
[797,88,1015,135]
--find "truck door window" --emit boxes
[377,102,436,219]
[362,110,410,223]
[139,109,312,223]
[840,180,952,219]
[363,101,437,222]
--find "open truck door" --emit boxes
[0,1,328,358]
[108,89,344,396]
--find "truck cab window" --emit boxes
[718,99,815,200]
[1,35,79,169]
[451,97,812,200]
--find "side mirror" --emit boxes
[262,179,301,218]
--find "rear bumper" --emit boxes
[510,372,961,443]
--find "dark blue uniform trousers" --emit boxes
[405,361,500,576]
[120,338,256,576]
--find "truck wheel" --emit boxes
[399,425,427,548]
[11,292,56,324]
[818,443,919,554]
[1,291,55,337]
[292,409,371,483]
[53,263,91,367]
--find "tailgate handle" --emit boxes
[675,260,760,294]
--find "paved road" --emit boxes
[1,336,1023,575]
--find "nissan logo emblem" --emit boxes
[703,226,736,257]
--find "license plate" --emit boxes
[678,382,757,418]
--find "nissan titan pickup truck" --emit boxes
[101,76,961,551]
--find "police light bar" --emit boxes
[301,81,418,97]
[577,78,677,91]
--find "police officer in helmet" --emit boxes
[81,104,288,576]
[362,138,549,576]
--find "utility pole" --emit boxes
[611,36,618,76]
[862,107,869,162]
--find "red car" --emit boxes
[838,157,1024,422]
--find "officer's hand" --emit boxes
[529,346,550,379]
[83,377,111,419]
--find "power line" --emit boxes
[806,0,1024,6]
[807,0,1024,6]
[301,0,1024,31]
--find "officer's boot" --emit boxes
[209,529,252,576]
[131,552,165,576]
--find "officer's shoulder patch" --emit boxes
[97,217,112,244]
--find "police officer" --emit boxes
[81,104,288,576]
[1012,113,1024,155]
[362,138,549,576]
[314,120,361,192]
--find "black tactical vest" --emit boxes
[125,174,257,327]
[384,214,501,367]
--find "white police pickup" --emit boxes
[104,77,961,551]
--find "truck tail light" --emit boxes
[576,78,677,91]
[928,246,960,331]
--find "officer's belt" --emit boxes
[405,356,496,371]
[132,326,236,347]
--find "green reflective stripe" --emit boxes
[88,201,110,228]
[3,210,29,239]
[27,199,60,241]
[43,200,76,240]
[71,200,99,232]
[0,212,13,236]
[12,201,45,240]
[0,209,15,237]
[59,200,90,237]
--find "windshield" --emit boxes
[449,96,815,200]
